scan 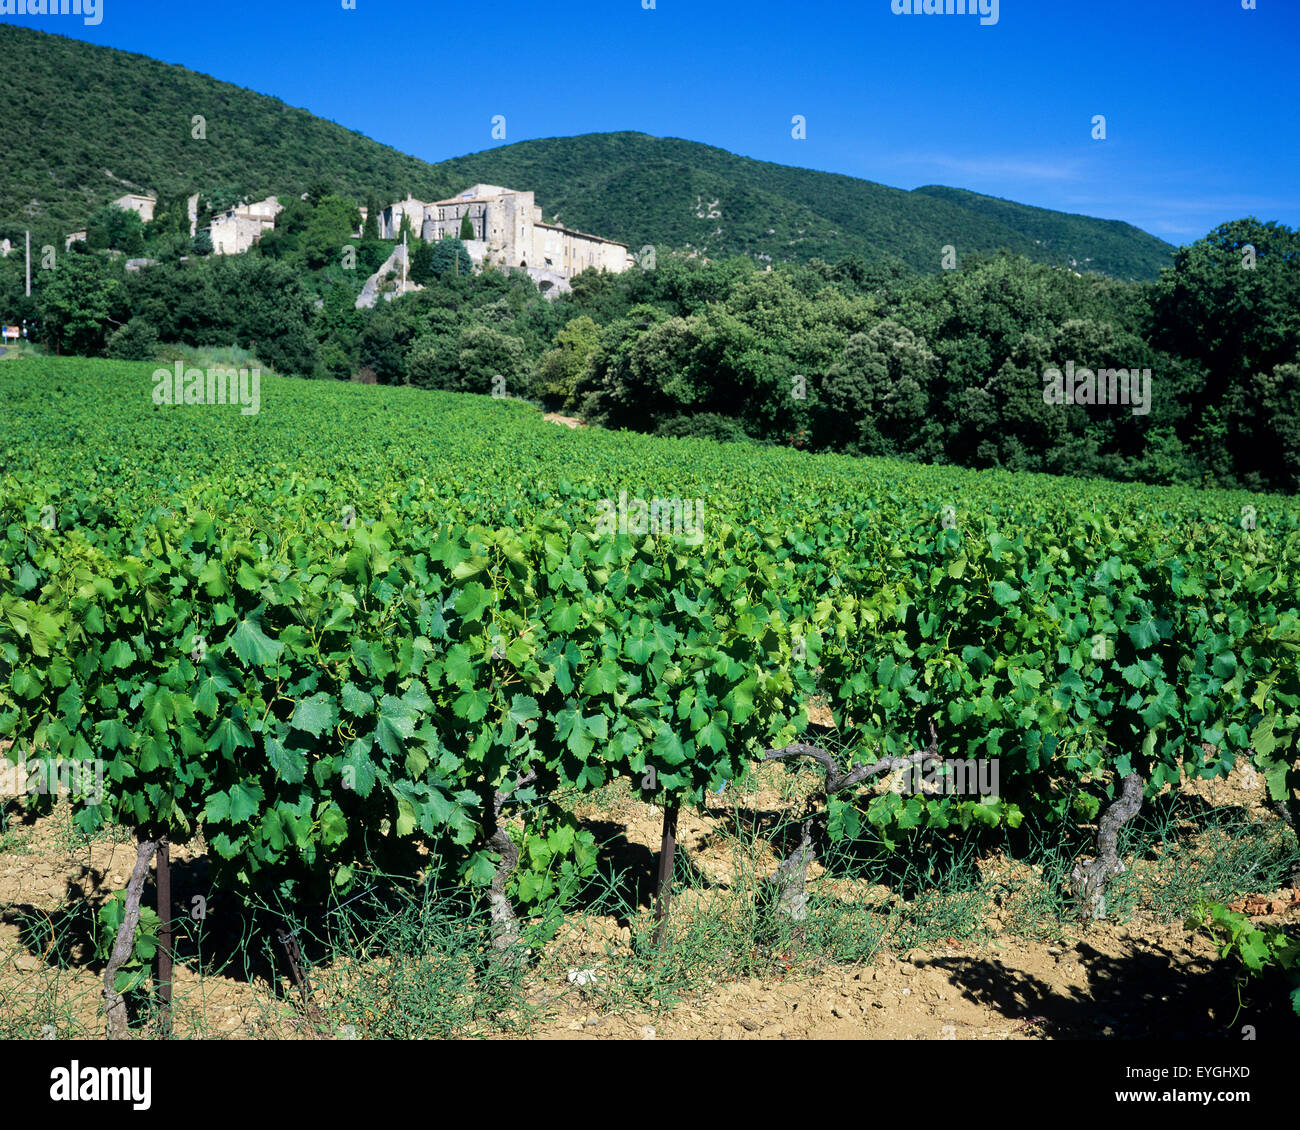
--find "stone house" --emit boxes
[377,197,430,241]
[415,184,633,289]
[204,195,284,255]
[112,193,156,223]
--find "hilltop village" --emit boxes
[58,185,634,297]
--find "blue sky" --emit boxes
[6,0,1297,245]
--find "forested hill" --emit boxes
[433,134,1173,280]
[0,24,1174,279]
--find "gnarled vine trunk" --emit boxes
[761,721,944,941]
[769,818,814,935]
[486,769,537,957]
[102,834,158,1041]
[1071,773,1144,923]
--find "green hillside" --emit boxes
[0,24,1173,279]
[913,184,1170,277]
[433,133,1174,280]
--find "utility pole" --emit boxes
[25,229,31,297]
[402,227,407,294]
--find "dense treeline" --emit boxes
[1,200,1295,492]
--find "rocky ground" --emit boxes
[2,752,1296,1041]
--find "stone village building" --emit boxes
[63,193,155,251]
[95,192,281,256]
[378,184,634,293]
[111,193,156,224]
[65,184,630,290]
[65,191,203,252]
[205,195,283,255]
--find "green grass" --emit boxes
[0,801,28,854]
[0,339,37,361]
[149,341,279,375]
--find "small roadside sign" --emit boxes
[2,326,19,343]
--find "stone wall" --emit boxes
[379,197,431,240]
[355,242,424,309]
[532,223,629,276]
[209,210,274,255]
[422,185,630,281]
[242,196,283,221]
[462,238,490,266]
[205,197,282,255]
[112,193,156,223]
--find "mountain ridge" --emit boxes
[0,24,1174,279]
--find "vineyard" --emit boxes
[2,355,1299,1037]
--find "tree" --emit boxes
[1227,361,1300,492]
[358,300,422,384]
[87,204,145,255]
[257,196,312,260]
[210,256,318,376]
[454,323,525,394]
[151,233,192,263]
[571,307,681,427]
[429,238,473,279]
[0,254,39,328]
[1149,219,1300,488]
[533,314,600,406]
[1150,219,1300,391]
[819,320,937,457]
[459,212,475,241]
[317,280,364,345]
[408,239,436,285]
[123,258,228,345]
[656,413,754,444]
[142,202,178,245]
[363,194,380,241]
[300,195,362,269]
[652,254,758,315]
[145,193,196,243]
[884,252,1130,467]
[305,182,332,208]
[316,340,354,381]
[566,267,624,321]
[357,240,391,276]
[37,254,123,355]
[406,332,460,391]
[104,315,160,361]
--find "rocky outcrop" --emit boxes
[355,242,422,309]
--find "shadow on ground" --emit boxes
[927,940,1300,1039]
